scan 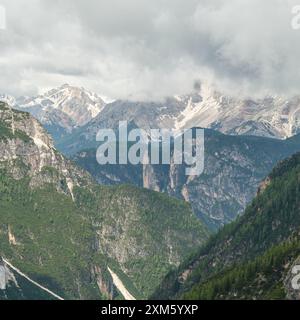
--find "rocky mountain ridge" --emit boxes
[55,83,300,156]
[1,84,106,141]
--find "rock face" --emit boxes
[172,85,300,139]
[0,258,17,290]
[88,184,209,297]
[0,102,92,195]
[284,256,300,300]
[73,130,300,230]
[16,84,106,125]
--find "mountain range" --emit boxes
[3,83,300,154]
[1,84,106,141]
[0,101,208,299]
[53,83,300,156]
[3,84,300,231]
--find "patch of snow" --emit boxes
[107,267,136,300]
[66,178,75,201]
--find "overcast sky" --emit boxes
[0,0,300,100]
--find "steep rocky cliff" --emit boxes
[73,130,300,230]
[0,102,92,195]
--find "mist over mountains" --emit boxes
[4,82,300,149]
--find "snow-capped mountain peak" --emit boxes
[0,85,107,141]
[3,82,300,142]
[0,94,16,107]
[172,84,300,139]
[18,84,106,126]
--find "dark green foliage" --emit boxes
[0,270,58,300]
[154,152,300,300]
[0,172,102,299]
[183,239,300,300]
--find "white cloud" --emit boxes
[0,0,300,99]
